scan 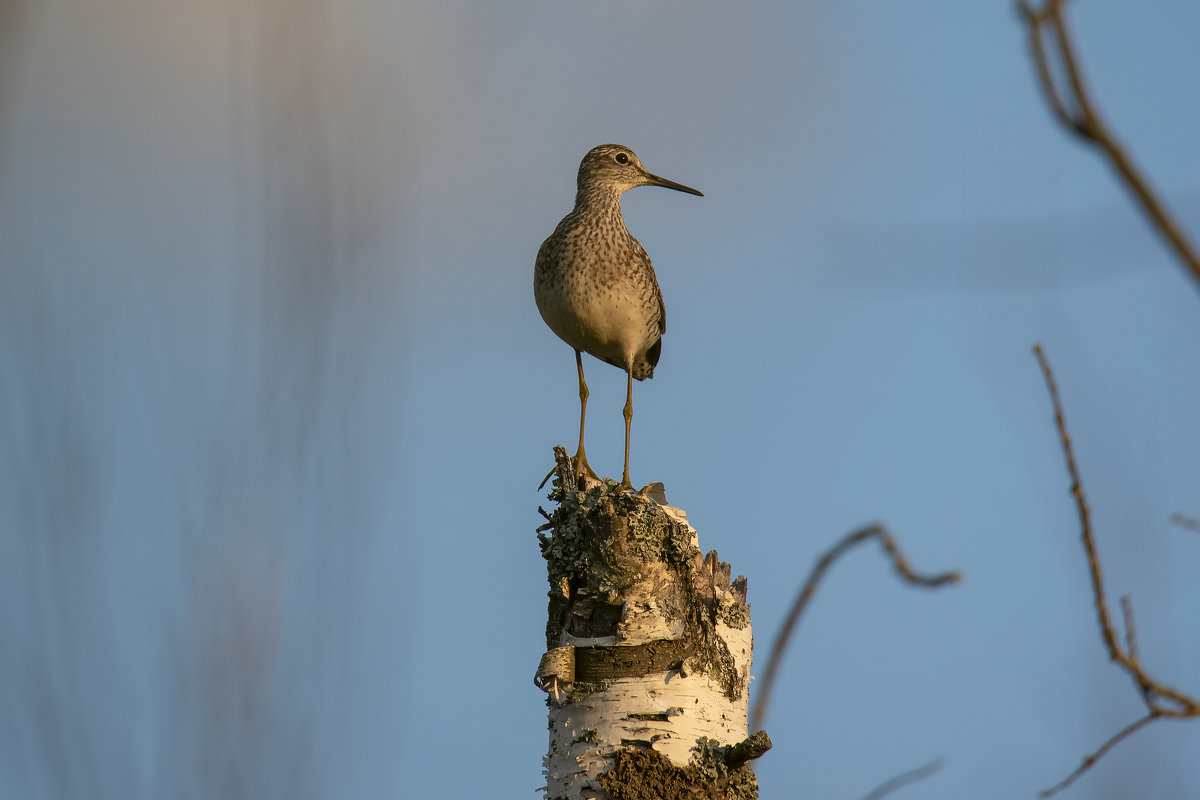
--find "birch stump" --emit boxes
[535,447,771,800]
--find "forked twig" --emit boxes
[750,524,960,731]
[1033,344,1200,796]
[1017,0,1200,288]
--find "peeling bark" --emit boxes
[536,448,769,799]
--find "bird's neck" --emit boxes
[573,185,626,223]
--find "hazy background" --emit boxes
[2,1,1199,798]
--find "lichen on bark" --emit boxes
[537,455,747,700]
[539,476,696,646]
[597,737,764,800]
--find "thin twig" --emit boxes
[750,524,960,731]
[860,758,945,800]
[1121,595,1138,666]
[1018,0,1200,288]
[1032,344,1118,660]
[1038,712,1160,798]
[1032,344,1200,796]
[1169,512,1200,533]
[1121,595,1158,706]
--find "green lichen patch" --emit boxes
[687,737,761,799]
[716,598,750,630]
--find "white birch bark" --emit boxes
[536,456,767,800]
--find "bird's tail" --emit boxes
[632,338,661,381]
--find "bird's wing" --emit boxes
[657,288,665,335]
[633,240,666,335]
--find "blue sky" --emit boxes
[2,1,1199,798]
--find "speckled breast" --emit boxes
[535,231,662,371]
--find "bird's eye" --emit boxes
[615,152,629,164]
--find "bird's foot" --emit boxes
[539,447,590,491]
[573,451,600,482]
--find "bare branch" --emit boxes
[1018,0,1200,288]
[750,524,960,731]
[1032,344,1200,795]
[860,758,945,800]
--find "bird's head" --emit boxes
[577,144,703,198]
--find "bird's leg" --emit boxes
[573,350,599,480]
[620,366,634,491]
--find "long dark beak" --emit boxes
[644,171,703,197]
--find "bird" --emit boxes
[535,144,702,491]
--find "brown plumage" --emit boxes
[534,144,701,490]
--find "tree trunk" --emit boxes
[536,448,770,800]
